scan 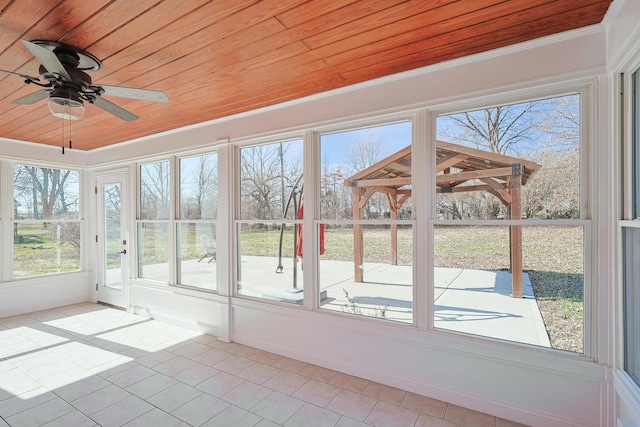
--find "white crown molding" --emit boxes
[0,136,88,167]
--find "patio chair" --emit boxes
[198,235,216,263]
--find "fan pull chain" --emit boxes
[68,115,72,150]
[61,116,65,154]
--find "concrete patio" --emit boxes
[166,256,550,348]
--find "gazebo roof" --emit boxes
[343,140,541,298]
[344,140,540,195]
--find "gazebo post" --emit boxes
[510,164,523,298]
[388,191,398,265]
[352,186,364,282]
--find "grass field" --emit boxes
[13,222,80,277]
[434,225,584,353]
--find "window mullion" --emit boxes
[302,129,316,311]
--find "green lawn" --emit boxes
[13,222,80,277]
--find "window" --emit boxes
[434,93,588,353]
[13,164,81,277]
[177,153,218,290]
[237,138,303,303]
[137,154,219,290]
[317,121,414,323]
[138,160,171,282]
[623,69,640,383]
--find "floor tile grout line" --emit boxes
[1,304,521,427]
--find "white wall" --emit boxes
[0,272,90,318]
[3,3,639,425]
[129,283,225,337]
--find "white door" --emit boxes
[96,173,128,308]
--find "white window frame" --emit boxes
[233,134,306,304]
[427,85,595,357]
[135,150,221,292]
[621,67,640,385]
[175,151,219,293]
[10,162,83,280]
[311,115,418,324]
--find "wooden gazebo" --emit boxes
[344,140,540,298]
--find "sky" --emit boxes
[319,121,412,170]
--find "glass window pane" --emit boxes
[13,165,80,220]
[317,121,413,323]
[240,139,303,220]
[624,227,640,383]
[140,161,171,220]
[319,224,413,323]
[433,224,584,353]
[177,222,216,290]
[137,222,170,282]
[237,222,302,303]
[13,222,81,277]
[625,70,640,383]
[320,122,412,220]
[104,183,122,290]
[436,94,580,220]
[180,154,218,220]
[633,71,640,219]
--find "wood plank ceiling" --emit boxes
[0,0,613,151]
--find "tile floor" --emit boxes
[0,303,528,427]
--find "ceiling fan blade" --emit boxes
[0,68,41,82]
[21,39,71,81]
[91,96,138,121]
[98,85,169,103]
[12,90,50,105]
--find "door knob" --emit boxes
[120,249,127,254]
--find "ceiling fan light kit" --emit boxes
[1,39,168,123]
[48,91,85,120]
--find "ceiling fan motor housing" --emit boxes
[2,39,168,122]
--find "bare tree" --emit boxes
[346,133,383,173]
[13,166,76,219]
[345,134,388,219]
[533,94,580,153]
[441,103,538,157]
[241,141,302,220]
[181,154,217,219]
[320,163,348,220]
[140,161,171,220]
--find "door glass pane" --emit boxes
[104,183,122,289]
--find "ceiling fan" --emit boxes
[0,39,169,121]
